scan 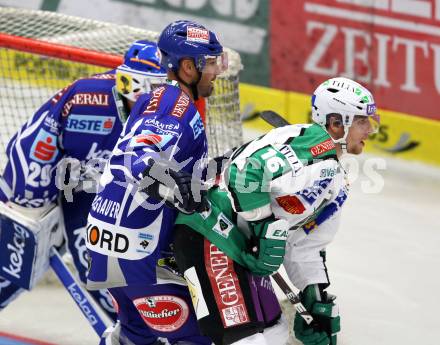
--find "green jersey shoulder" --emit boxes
[226,124,338,212]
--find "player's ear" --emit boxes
[327,114,344,139]
[180,58,196,77]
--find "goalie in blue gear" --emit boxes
[0,40,166,324]
[86,20,227,345]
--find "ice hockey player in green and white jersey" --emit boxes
[172,77,379,345]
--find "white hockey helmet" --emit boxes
[311,77,379,146]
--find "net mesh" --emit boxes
[0,7,243,171]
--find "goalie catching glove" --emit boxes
[294,284,341,345]
[141,159,209,214]
[240,215,289,276]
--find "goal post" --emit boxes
[0,7,243,172]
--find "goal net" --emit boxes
[0,7,243,172]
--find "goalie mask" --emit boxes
[311,77,380,151]
[116,40,166,103]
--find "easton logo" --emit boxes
[310,139,335,157]
[296,178,332,205]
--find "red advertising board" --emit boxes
[271,0,440,120]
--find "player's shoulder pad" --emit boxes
[140,84,197,122]
[289,123,338,164]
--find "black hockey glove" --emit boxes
[141,159,209,214]
[294,284,341,345]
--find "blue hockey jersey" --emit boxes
[86,83,208,289]
[0,71,123,207]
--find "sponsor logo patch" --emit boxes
[62,92,110,117]
[67,282,99,326]
[276,195,306,214]
[187,27,210,43]
[86,224,129,254]
[296,178,332,205]
[367,103,377,115]
[143,86,166,114]
[212,213,233,239]
[320,168,337,178]
[204,242,249,328]
[90,196,121,219]
[143,118,180,136]
[0,219,36,289]
[130,130,174,149]
[66,114,115,135]
[51,85,70,104]
[43,114,61,135]
[30,129,58,163]
[171,91,190,118]
[310,139,335,157]
[189,112,204,139]
[277,145,303,175]
[86,214,161,260]
[133,295,189,332]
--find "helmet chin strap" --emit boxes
[176,69,202,100]
[326,125,350,155]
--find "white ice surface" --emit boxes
[0,127,439,345]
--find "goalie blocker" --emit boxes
[0,202,64,289]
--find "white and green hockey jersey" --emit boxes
[226,123,349,291]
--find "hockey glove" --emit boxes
[141,159,209,214]
[240,216,289,276]
[294,284,341,345]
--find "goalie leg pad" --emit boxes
[0,277,23,309]
[0,202,63,289]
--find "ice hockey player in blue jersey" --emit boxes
[0,40,166,321]
[86,20,228,344]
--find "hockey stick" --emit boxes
[49,247,111,337]
[271,272,314,325]
[152,147,315,325]
[259,110,291,128]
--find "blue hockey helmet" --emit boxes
[157,20,227,74]
[116,40,167,102]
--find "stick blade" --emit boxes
[259,110,291,128]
